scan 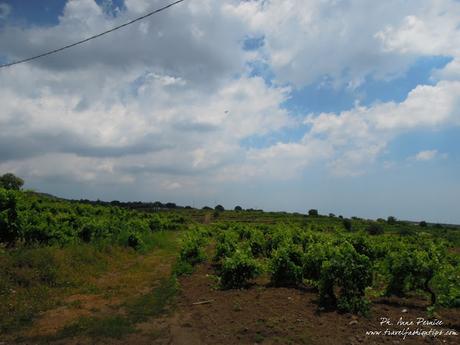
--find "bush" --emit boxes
[270,244,303,286]
[220,249,260,289]
[266,226,292,254]
[386,243,442,305]
[432,264,460,307]
[366,223,384,235]
[319,243,372,315]
[303,242,333,283]
[248,229,267,257]
[214,230,239,262]
[179,233,206,266]
[398,227,416,237]
[342,219,352,232]
[0,189,19,246]
[127,233,143,250]
[308,209,319,216]
[387,216,397,225]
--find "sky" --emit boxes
[0,0,459,223]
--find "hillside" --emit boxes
[1,188,459,344]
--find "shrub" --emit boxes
[148,215,162,232]
[179,233,206,266]
[214,230,239,262]
[366,223,384,235]
[266,226,292,254]
[386,243,442,305]
[308,209,319,216]
[432,264,460,308]
[303,242,333,283]
[0,189,19,246]
[347,234,377,260]
[270,244,304,286]
[220,249,260,289]
[342,219,353,232]
[248,229,267,257]
[398,227,416,237]
[319,243,372,315]
[387,216,397,225]
[127,233,143,249]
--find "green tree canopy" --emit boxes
[0,173,24,191]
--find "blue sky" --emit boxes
[0,0,459,223]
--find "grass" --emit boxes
[125,276,179,323]
[0,232,180,336]
[56,315,135,340]
[37,276,179,342]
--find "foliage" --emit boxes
[0,173,24,190]
[220,248,260,289]
[0,188,19,246]
[342,218,353,231]
[366,223,384,235]
[0,190,186,249]
[308,209,319,216]
[385,242,443,305]
[214,230,239,262]
[302,242,334,282]
[432,263,460,307]
[215,205,225,212]
[319,243,372,315]
[179,229,207,266]
[270,244,304,286]
[387,216,397,225]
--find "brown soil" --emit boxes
[165,263,460,345]
[8,260,459,345]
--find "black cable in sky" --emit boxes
[0,0,186,69]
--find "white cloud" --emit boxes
[1,0,460,191]
[414,150,438,161]
[0,3,10,19]
[228,0,426,87]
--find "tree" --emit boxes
[214,205,225,212]
[387,216,397,225]
[419,221,428,228]
[0,173,24,190]
[234,205,243,211]
[308,209,319,216]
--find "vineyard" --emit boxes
[1,187,459,344]
[178,221,459,315]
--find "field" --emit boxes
[1,188,459,344]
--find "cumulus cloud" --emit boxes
[414,150,438,161]
[228,0,434,87]
[223,0,460,177]
[0,3,10,20]
[1,0,460,195]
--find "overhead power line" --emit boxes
[0,0,186,69]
